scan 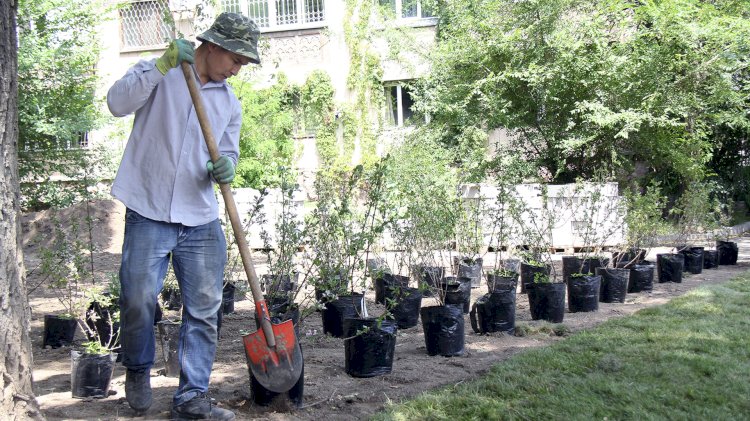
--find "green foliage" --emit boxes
[259,169,306,300]
[81,340,111,356]
[300,70,335,131]
[303,160,391,303]
[230,73,296,189]
[17,0,115,210]
[80,275,121,352]
[385,137,458,269]
[299,71,339,168]
[418,0,750,192]
[17,0,103,151]
[623,181,668,249]
[376,274,750,420]
[669,180,724,247]
[38,212,95,319]
[340,0,386,171]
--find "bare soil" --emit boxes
[23,199,750,421]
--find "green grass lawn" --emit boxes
[376,272,750,421]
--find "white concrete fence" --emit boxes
[218,182,628,252]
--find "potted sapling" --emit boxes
[379,136,465,356]
[564,180,625,307]
[336,159,400,377]
[471,182,519,334]
[709,188,738,266]
[668,181,718,275]
[658,182,711,282]
[513,184,565,323]
[618,183,668,293]
[302,168,365,337]
[256,170,306,334]
[38,213,92,349]
[452,188,485,289]
[72,282,121,399]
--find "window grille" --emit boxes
[221,0,325,30]
[223,0,243,14]
[120,1,173,49]
[276,0,298,25]
[303,0,324,23]
[246,0,270,27]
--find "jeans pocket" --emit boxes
[125,208,148,224]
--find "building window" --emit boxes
[23,132,89,152]
[221,0,326,32]
[119,0,173,49]
[379,0,435,19]
[384,84,417,127]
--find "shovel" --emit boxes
[180,62,303,393]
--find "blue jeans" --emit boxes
[119,208,226,406]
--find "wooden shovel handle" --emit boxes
[180,63,276,348]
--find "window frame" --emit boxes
[221,0,327,33]
[384,82,420,128]
[380,0,436,21]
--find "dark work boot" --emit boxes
[171,393,235,421]
[125,369,152,415]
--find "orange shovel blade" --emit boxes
[242,319,303,393]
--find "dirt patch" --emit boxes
[23,199,750,421]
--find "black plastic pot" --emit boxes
[519,263,550,293]
[439,276,471,314]
[628,264,655,293]
[249,345,304,407]
[596,268,630,303]
[561,256,581,285]
[344,318,397,377]
[385,286,422,329]
[420,305,464,357]
[717,240,738,265]
[567,274,600,312]
[680,246,704,274]
[469,285,516,334]
[485,272,518,293]
[161,288,182,310]
[322,294,364,338]
[157,320,180,378]
[703,249,719,269]
[222,283,236,315]
[526,282,565,323]
[455,257,483,288]
[70,350,116,399]
[43,315,77,349]
[375,273,410,305]
[657,253,684,283]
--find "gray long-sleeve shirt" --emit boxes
[107,59,241,226]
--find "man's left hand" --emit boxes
[206,156,235,184]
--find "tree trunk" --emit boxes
[0,0,44,419]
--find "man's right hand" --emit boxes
[155,39,195,75]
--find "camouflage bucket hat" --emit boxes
[197,12,261,64]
